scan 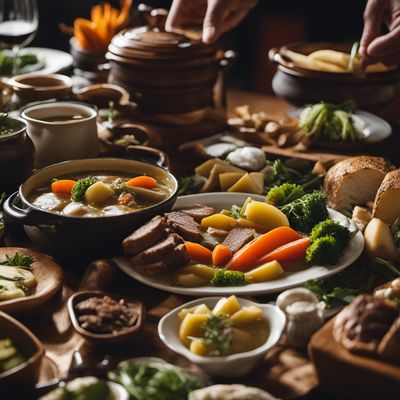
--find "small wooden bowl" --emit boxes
[67,290,145,346]
[75,83,130,108]
[0,311,44,389]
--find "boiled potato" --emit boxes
[201,214,237,231]
[230,306,263,325]
[249,172,265,193]
[219,172,245,191]
[179,313,210,345]
[190,339,209,356]
[84,181,114,204]
[245,260,284,283]
[201,163,245,192]
[308,49,350,69]
[212,295,241,316]
[228,173,262,194]
[180,264,215,281]
[364,218,400,263]
[175,273,208,288]
[195,158,226,177]
[178,304,211,320]
[245,201,289,230]
[0,280,25,301]
[0,266,36,288]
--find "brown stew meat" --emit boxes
[29,172,172,217]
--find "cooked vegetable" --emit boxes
[266,183,304,206]
[0,52,39,76]
[213,295,241,316]
[299,101,362,142]
[184,242,212,264]
[230,306,263,326]
[219,172,246,191]
[212,244,233,267]
[309,219,351,249]
[226,226,302,271]
[51,179,77,195]
[280,191,328,233]
[176,273,208,287]
[227,173,263,194]
[178,304,210,320]
[200,214,237,231]
[364,218,400,263]
[70,177,98,201]
[0,338,25,373]
[210,269,245,286]
[258,237,310,264]
[109,359,203,400]
[180,264,215,281]
[244,260,284,283]
[0,281,26,300]
[127,176,158,189]
[84,181,115,204]
[0,265,36,288]
[306,236,341,264]
[180,313,210,346]
[244,201,289,230]
[237,217,268,233]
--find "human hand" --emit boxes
[360,0,400,66]
[166,0,258,43]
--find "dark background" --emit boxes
[33,0,367,93]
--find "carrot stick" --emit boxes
[185,242,212,264]
[257,237,310,264]
[226,226,302,271]
[127,176,158,189]
[51,180,77,195]
[212,244,233,267]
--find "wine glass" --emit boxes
[0,0,38,75]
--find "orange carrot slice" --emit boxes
[226,226,302,271]
[212,244,233,267]
[51,180,77,195]
[185,242,212,264]
[127,176,158,189]
[258,237,310,264]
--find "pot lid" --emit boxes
[107,8,217,60]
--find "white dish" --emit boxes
[289,108,391,143]
[19,47,73,75]
[114,192,364,296]
[158,296,286,377]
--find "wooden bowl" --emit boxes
[269,42,400,110]
[67,290,145,345]
[0,247,63,315]
[75,83,130,108]
[0,311,44,390]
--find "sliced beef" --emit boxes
[131,234,183,265]
[123,215,169,255]
[207,227,229,239]
[201,231,221,250]
[222,226,255,254]
[165,211,202,242]
[134,243,189,276]
[178,204,215,222]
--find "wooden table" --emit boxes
[7,88,384,399]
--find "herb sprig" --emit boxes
[200,314,233,356]
[0,252,34,268]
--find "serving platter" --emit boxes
[0,247,64,314]
[289,108,392,143]
[114,193,364,296]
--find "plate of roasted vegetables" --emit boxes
[114,183,364,296]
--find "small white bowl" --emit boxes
[158,297,286,377]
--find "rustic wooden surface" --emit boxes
[6,88,399,399]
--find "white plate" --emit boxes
[18,47,73,75]
[289,108,392,143]
[114,193,364,296]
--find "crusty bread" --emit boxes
[373,168,400,225]
[324,156,393,211]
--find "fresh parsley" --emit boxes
[200,314,233,356]
[0,252,34,268]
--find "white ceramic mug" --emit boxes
[21,102,98,168]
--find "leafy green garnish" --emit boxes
[109,360,203,400]
[70,177,97,201]
[200,314,233,356]
[229,204,241,219]
[0,252,33,268]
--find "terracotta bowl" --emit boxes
[1,73,72,102]
[269,42,400,110]
[67,290,145,346]
[0,311,44,390]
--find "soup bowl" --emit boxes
[3,149,178,261]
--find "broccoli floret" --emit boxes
[310,218,351,249]
[71,177,97,201]
[266,183,304,206]
[280,191,328,233]
[211,269,245,286]
[306,236,342,264]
